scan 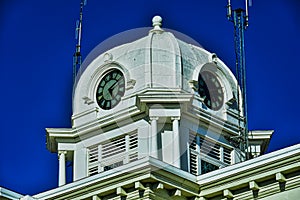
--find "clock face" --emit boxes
[198,71,224,111]
[96,69,125,110]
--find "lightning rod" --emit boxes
[73,0,87,85]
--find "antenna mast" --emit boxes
[73,0,87,85]
[227,0,250,160]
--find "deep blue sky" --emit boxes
[1,0,299,196]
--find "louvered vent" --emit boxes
[189,132,197,151]
[189,132,198,175]
[102,136,126,159]
[88,145,99,176]
[129,131,138,162]
[88,131,138,176]
[189,152,198,175]
[189,132,233,175]
[200,137,221,160]
[223,147,232,164]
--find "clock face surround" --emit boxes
[96,69,125,110]
[198,71,224,111]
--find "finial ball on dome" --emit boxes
[152,15,162,27]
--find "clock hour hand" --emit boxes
[108,81,118,95]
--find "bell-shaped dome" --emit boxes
[72,16,240,127]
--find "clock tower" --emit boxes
[43,16,275,199]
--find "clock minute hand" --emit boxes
[108,81,118,95]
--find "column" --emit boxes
[58,150,67,186]
[125,134,130,164]
[196,135,201,175]
[220,146,224,162]
[98,144,103,172]
[150,117,159,159]
[172,117,181,168]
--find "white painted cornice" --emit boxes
[23,144,300,199]
[46,105,144,152]
[248,130,274,140]
[33,157,198,200]
[0,187,24,200]
[197,143,300,185]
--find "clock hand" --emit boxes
[108,81,118,95]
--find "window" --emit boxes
[201,160,219,174]
[88,131,138,176]
[189,132,232,175]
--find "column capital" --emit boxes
[171,116,180,121]
[149,116,159,121]
[58,150,67,156]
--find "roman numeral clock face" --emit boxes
[198,71,224,111]
[96,69,125,110]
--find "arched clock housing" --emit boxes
[72,60,134,127]
[189,62,241,118]
[95,68,126,110]
[198,70,224,111]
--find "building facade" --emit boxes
[1,16,299,200]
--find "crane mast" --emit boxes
[227,0,250,160]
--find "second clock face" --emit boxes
[96,69,125,110]
[198,71,224,111]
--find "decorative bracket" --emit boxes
[152,182,164,191]
[135,181,146,190]
[188,80,198,91]
[82,96,94,105]
[170,189,182,197]
[223,189,233,198]
[249,181,259,190]
[126,79,136,90]
[276,172,286,183]
[116,187,127,196]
